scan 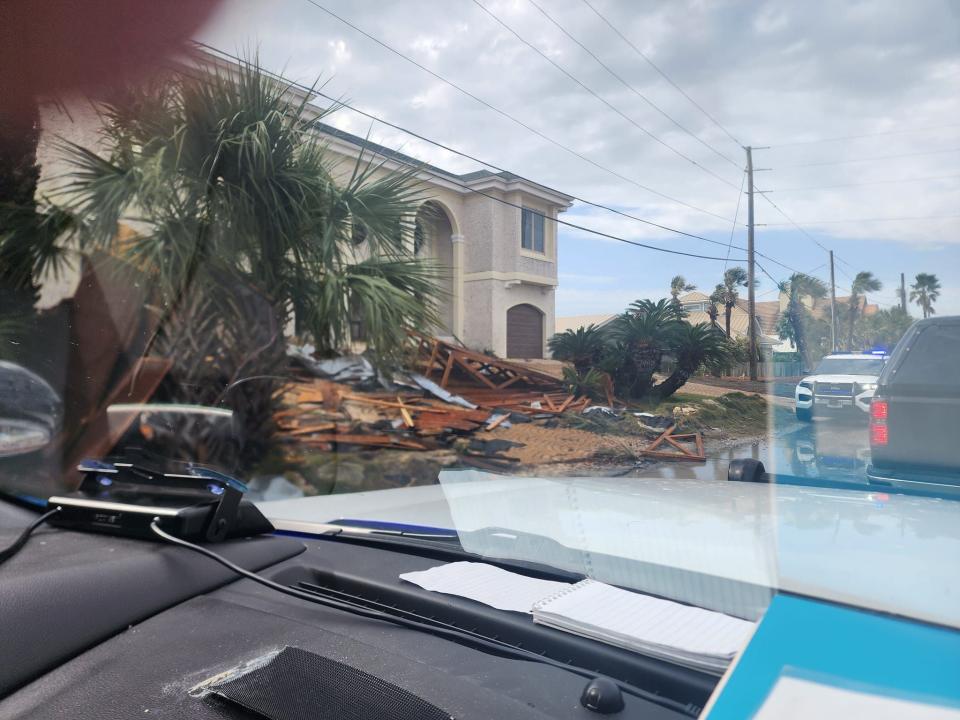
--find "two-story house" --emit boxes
[31,55,574,360]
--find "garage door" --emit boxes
[506,304,543,359]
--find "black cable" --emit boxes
[191,43,830,271]
[526,0,741,169]
[580,0,742,149]
[777,147,960,168]
[149,521,699,716]
[764,173,960,192]
[724,173,747,269]
[762,214,960,225]
[471,0,741,188]
[298,0,738,223]
[762,123,960,148]
[0,507,61,566]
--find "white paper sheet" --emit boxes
[753,676,960,720]
[399,561,570,613]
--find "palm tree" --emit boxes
[669,274,695,304]
[778,273,827,366]
[910,273,941,319]
[846,271,882,349]
[548,324,606,373]
[720,267,748,337]
[653,323,730,399]
[860,307,913,348]
[43,57,441,461]
[707,284,724,327]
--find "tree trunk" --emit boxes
[724,303,732,337]
[847,300,857,350]
[653,368,691,400]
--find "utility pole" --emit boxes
[829,250,837,352]
[900,272,907,312]
[746,146,758,381]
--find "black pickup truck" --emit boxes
[868,316,960,494]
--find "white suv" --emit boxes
[795,353,888,421]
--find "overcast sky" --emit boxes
[199,0,960,317]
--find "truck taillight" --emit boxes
[870,399,889,446]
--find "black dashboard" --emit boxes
[0,501,715,719]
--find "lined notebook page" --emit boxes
[399,561,570,613]
[533,579,754,658]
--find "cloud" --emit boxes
[199,0,960,309]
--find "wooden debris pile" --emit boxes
[407,330,591,415]
[275,333,600,460]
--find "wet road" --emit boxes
[633,413,873,484]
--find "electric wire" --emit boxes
[724,172,746,269]
[762,123,960,148]
[777,147,960,168]
[299,0,738,222]
[0,507,61,566]
[522,0,741,170]
[191,43,760,262]
[149,521,699,717]
[762,214,960,225]
[471,0,739,189]
[764,174,960,192]
[580,0,742,149]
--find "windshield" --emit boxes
[2,1,958,632]
[812,358,886,375]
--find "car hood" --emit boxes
[258,469,960,630]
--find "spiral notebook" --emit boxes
[532,579,755,675]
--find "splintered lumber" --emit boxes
[297,433,427,450]
[485,413,510,431]
[287,422,339,436]
[638,425,705,461]
[397,396,415,428]
[407,329,564,392]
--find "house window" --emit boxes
[521,208,545,253]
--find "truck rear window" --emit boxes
[893,325,960,386]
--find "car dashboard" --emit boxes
[0,501,713,719]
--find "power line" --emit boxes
[777,147,960,168]
[765,173,960,192]
[301,0,737,223]
[193,42,754,257]
[580,0,741,149]
[188,43,744,264]
[763,123,960,148]
[469,0,740,190]
[762,214,960,225]
[524,0,741,170]
[724,172,746,269]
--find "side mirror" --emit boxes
[0,361,62,457]
[727,458,768,483]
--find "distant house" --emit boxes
[677,291,780,355]
[31,50,575,360]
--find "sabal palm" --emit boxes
[47,57,441,458]
[779,273,827,365]
[707,284,724,327]
[847,271,882,348]
[910,273,941,319]
[669,274,695,302]
[720,267,748,337]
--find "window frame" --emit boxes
[521,207,546,254]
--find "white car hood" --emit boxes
[259,470,960,630]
